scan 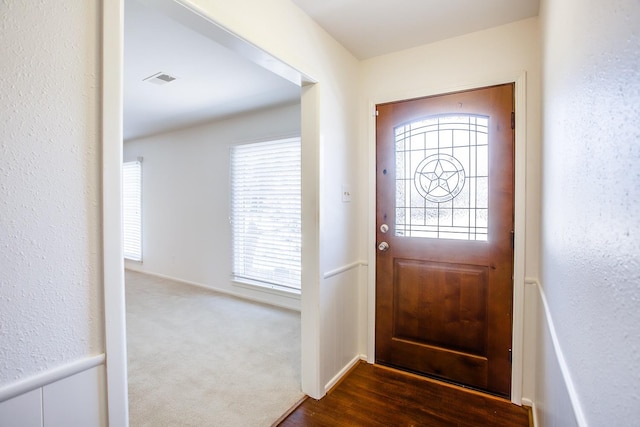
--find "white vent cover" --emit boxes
[143,72,177,85]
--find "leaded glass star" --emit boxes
[414,154,466,203]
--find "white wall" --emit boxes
[361,17,542,401]
[0,1,106,424]
[124,103,302,310]
[178,0,363,397]
[537,0,640,425]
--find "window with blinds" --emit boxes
[230,138,301,292]
[123,160,142,261]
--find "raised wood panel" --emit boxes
[393,259,489,356]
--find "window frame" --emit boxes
[230,137,302,294]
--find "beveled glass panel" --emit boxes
[394,114,489,241]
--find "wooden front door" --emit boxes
[375,84,515,397]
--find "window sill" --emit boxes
[232,278,301,299]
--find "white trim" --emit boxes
[324,354,366,393]
[300,82,323,399]
[125,268,301,311]
[510,72,528,405]
[529,279,588,427]
[367,102,377,362]
[0,354,105,403]
[366,72,529,402]
[521,398,538,427]
[323,260,368,279]
[102,1,129,426]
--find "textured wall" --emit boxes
[0,1,103,384]
[539,0,640,424]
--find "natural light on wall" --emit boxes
[230,138,301,292]
[123,159,142,261]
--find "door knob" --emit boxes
[378,241,390,252]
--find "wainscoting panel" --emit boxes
[0,357,106,427]
[320,262,366,393]
[43,365,107,427]
[0,389,42,427]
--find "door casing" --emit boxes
[366,73,528,404]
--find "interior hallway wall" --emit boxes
[124,103,301,310]
[537,0,640,425]
[181,0,363,396]
[0,1,107,425]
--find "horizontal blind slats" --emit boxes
[123,161,142,262]
[230,138,301,290]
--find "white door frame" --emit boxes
[102,1,321,424]
[102,0,128,424]
[366,73,528,405]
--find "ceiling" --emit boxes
[293,0,540,59]
[123,0,301,141]
[124,0,539,141]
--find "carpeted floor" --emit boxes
[125,270,303,427]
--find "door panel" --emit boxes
[375,84,514,397]
[393,259,488,355]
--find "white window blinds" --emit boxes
[123,160,142,261]
[230,138,301,291]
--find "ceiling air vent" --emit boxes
[143,72,177,85]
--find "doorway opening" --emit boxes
[103,0,320,423]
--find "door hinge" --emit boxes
[374,109,379,117]
[510,230,515,249]
[509,349,512,364]
[511,112,515,129]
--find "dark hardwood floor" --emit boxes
[276,362,531,427]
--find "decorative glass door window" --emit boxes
[395,114,489,241]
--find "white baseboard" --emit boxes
[324,354,366,394]
[521,398,537,427]
[125,268,300,311]
[0,354,105,402]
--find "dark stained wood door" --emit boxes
[375,84,515,397]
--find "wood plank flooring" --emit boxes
[276,362,530,427]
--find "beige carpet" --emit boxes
[125,270,303,427]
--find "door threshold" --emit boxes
[374,362,512,402]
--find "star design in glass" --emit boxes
[420,159,460,195]
[414,154,466,203]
